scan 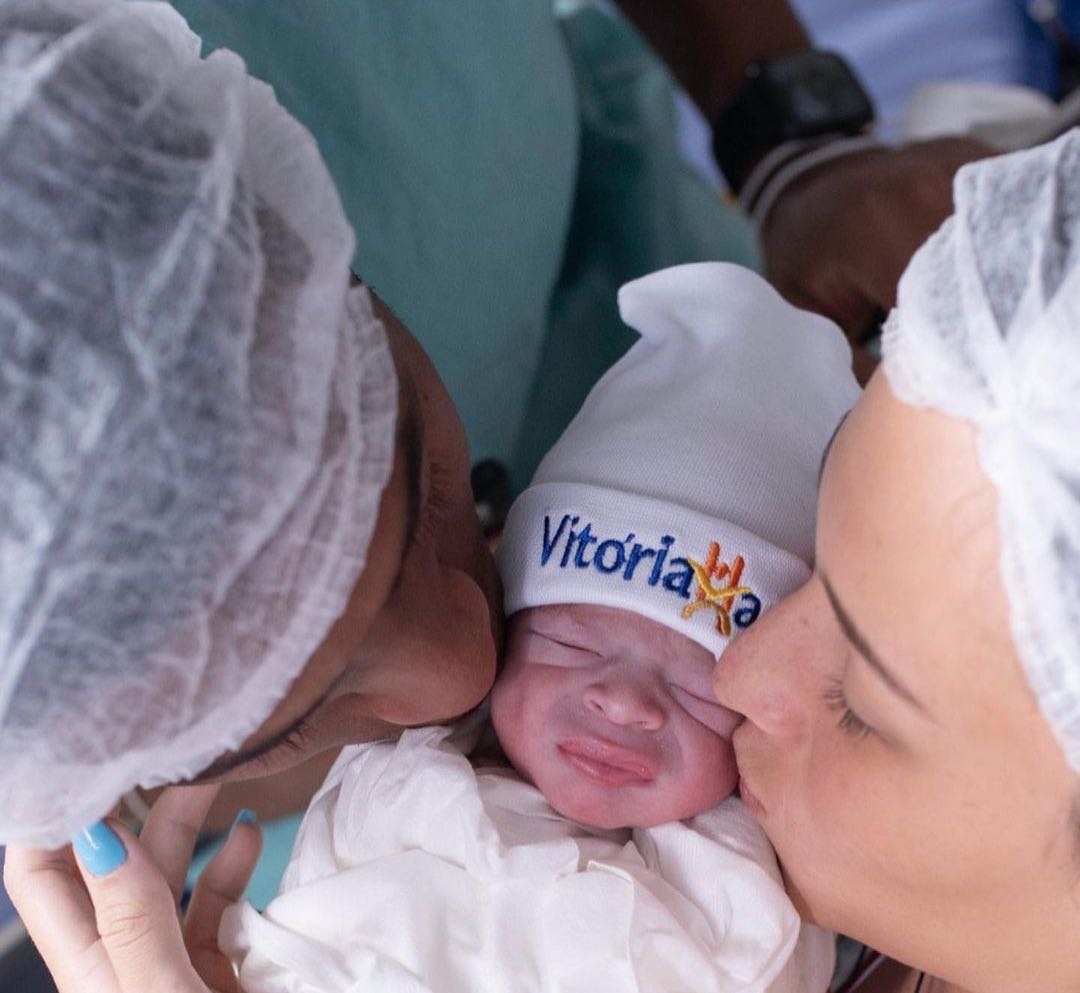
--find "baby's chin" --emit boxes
[506,740,739,830]
[543,781,727,831]
[549,794,657,830]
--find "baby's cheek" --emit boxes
[685,731,740,809]
[489,671,528,762]
[490,666,555,785]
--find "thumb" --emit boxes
[73,819,209,993]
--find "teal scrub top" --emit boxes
[168,0,758,489]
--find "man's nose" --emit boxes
[583,678,666,730]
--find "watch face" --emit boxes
[766,52,874,137]
[711,50,874,190]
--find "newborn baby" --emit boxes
[223,263,860,993]
[491,602,740,830]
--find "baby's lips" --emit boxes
[556,735,658,781]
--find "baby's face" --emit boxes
[490,604,740,829]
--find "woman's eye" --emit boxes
[822,676,875,739]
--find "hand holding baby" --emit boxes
[5,787,258,993]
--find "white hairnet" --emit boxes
[0,0,398,846]
[883,130,1080,774]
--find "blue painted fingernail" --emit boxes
[230,808,257,832]
[73,821,127,877]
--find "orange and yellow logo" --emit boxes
[683,542,759,636]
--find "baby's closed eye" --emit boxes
[530,633,604,668]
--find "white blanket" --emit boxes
[221,725,833,993]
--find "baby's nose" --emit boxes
[583,679,666,730]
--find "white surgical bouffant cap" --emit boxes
[0,0,398,846]
[500,263,860,658]
[883,129,1080,774]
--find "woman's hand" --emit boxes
[4,785,262,993]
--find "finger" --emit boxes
[761,201,879,341]
[139,784,221,906]
[4,843,119,993]
[848,212,931,317]
[850,141,980,311]
[813,276,879,343]
[185,812,263,992]
[73,818,208,993]
[774,258,878,345]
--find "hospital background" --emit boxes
[2,0,1078,989]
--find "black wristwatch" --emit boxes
[711,50,875,193]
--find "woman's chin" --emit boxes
[777,862,826,927]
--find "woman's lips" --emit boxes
[557,737,657,786]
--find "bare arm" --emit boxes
[614,0,989,358]
[612,0,811,118]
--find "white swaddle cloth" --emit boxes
[221,725,833,993]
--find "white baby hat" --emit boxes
[500,262,860,656]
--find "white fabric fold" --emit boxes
[222,726,834,993]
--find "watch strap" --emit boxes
[740,134,882,228]
[712,51,875,192]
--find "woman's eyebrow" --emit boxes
[819,571,929,715]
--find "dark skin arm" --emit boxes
[612,0,989,371]
[613,0,811,118]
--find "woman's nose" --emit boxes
[713,590,812,740]
[583,677,666,731]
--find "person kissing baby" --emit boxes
[222,262,860,993]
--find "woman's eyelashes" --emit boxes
[822,675,875,739]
